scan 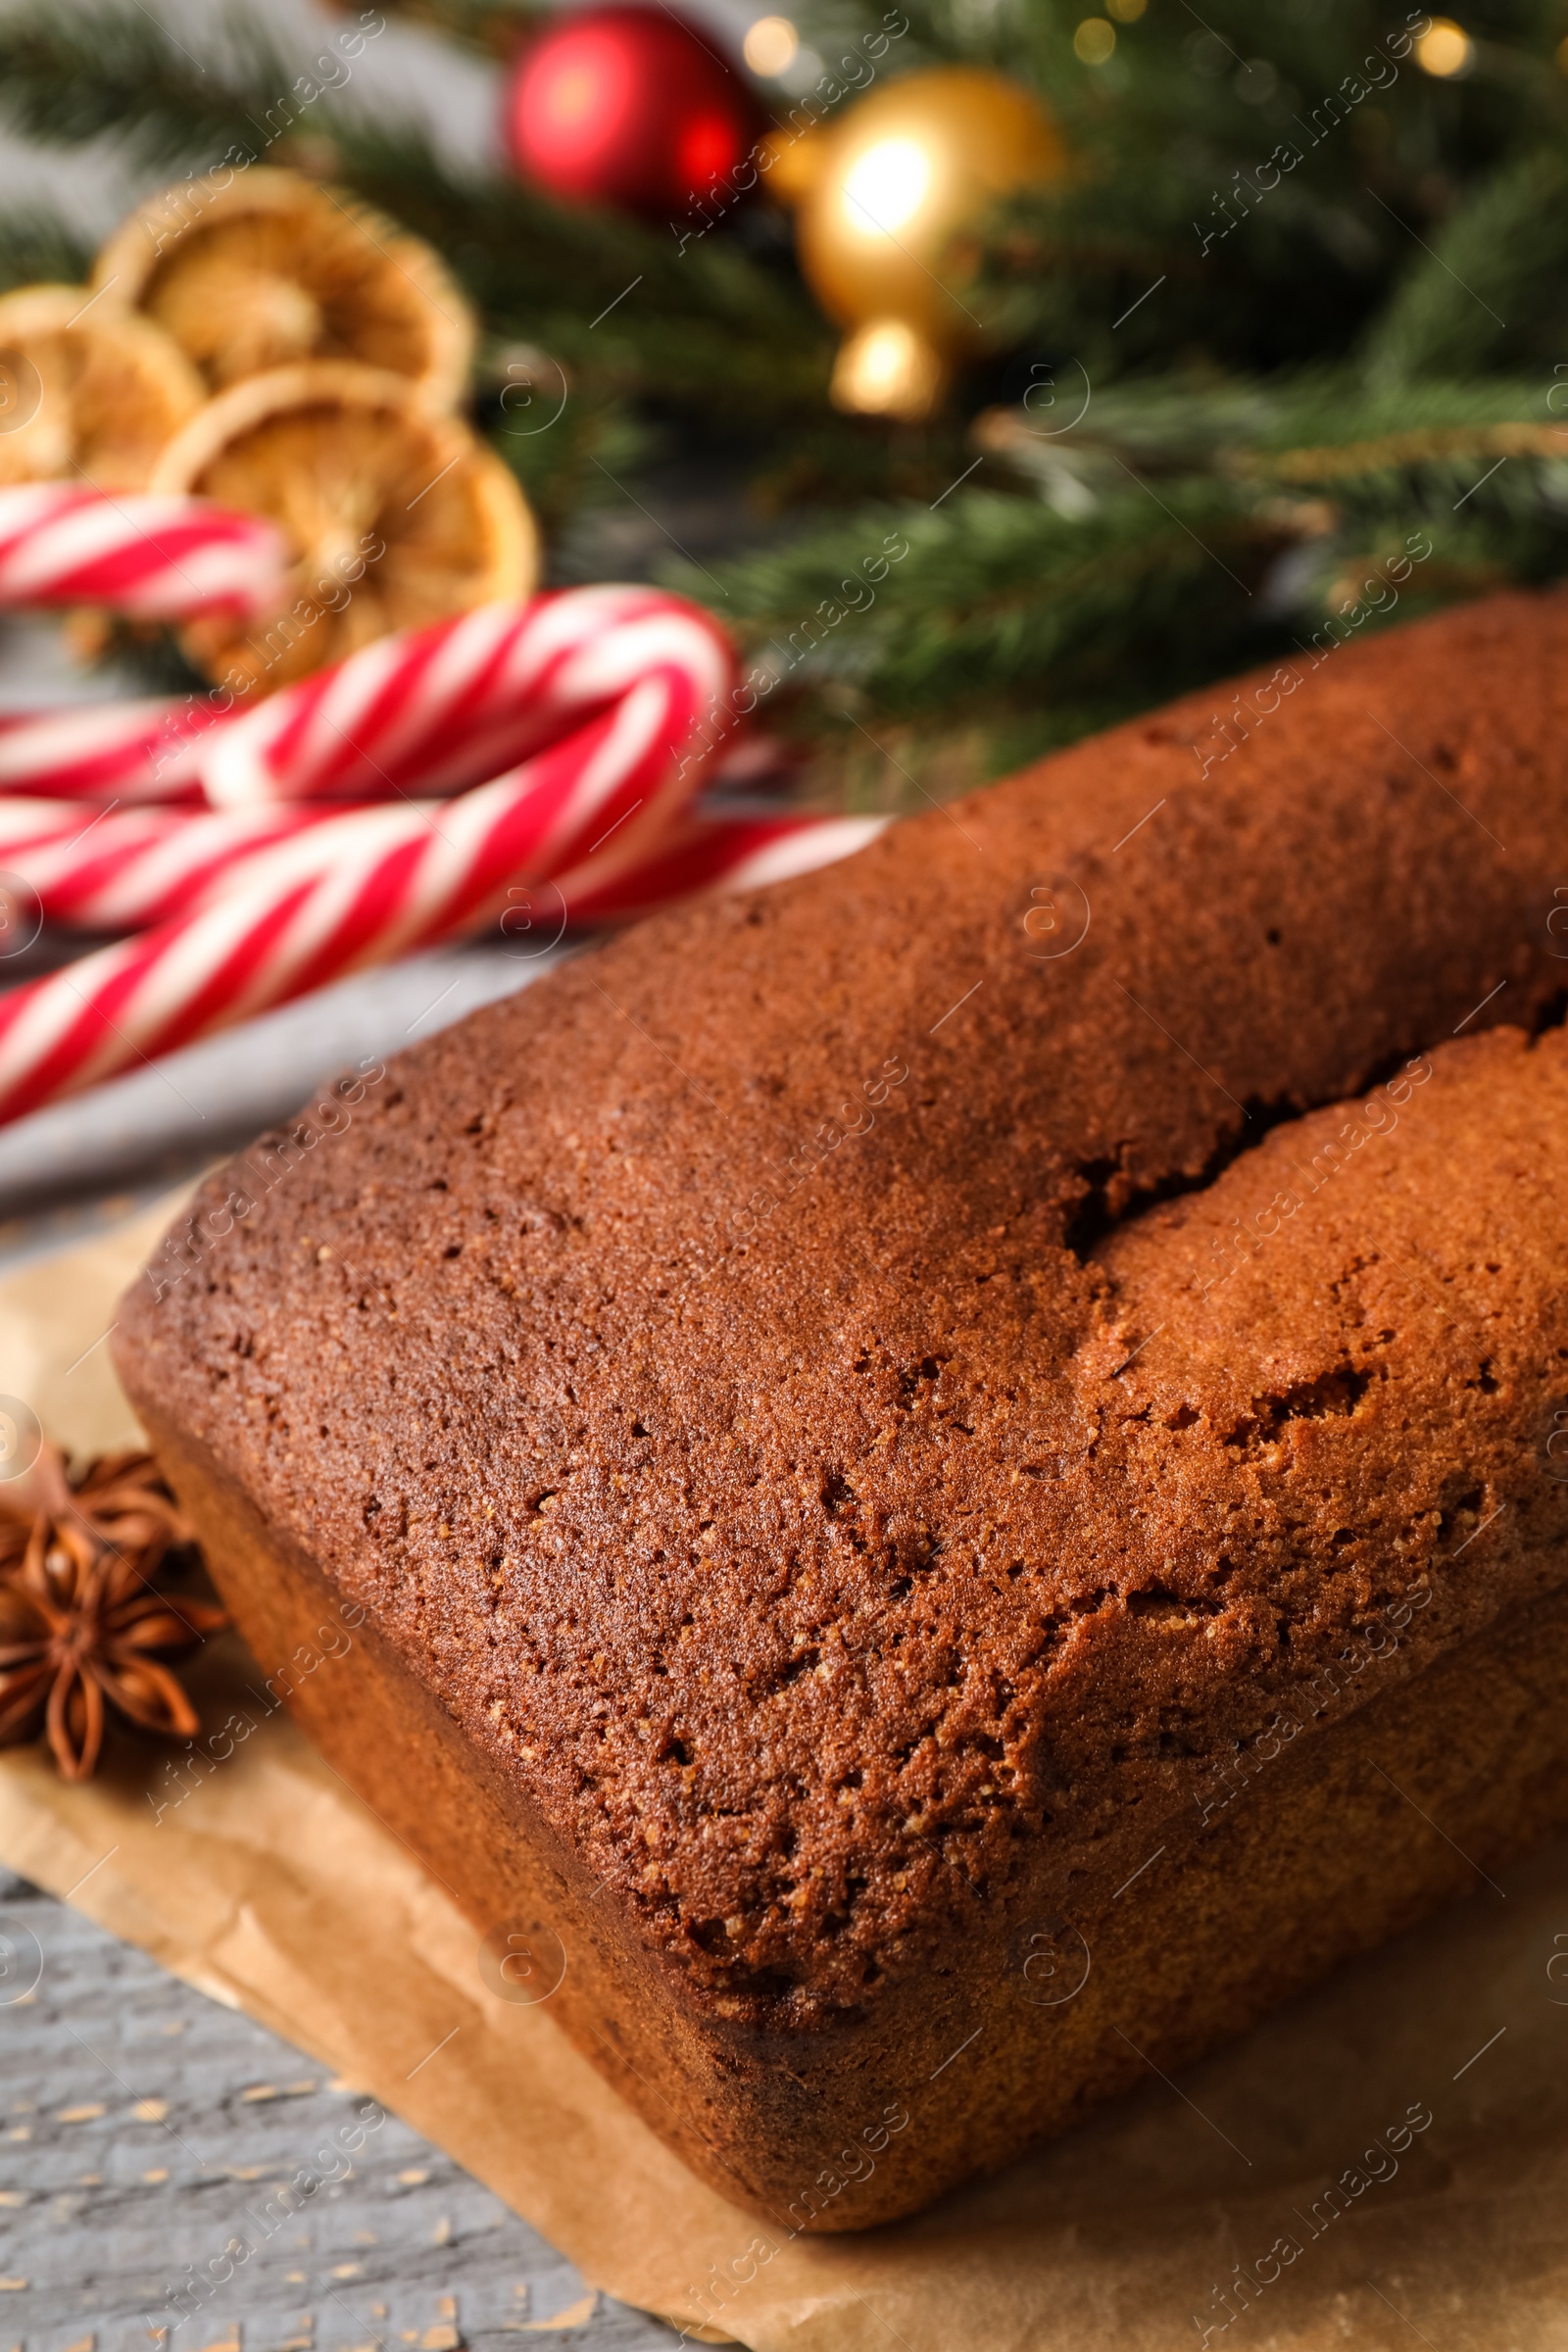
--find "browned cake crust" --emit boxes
[116,590,1568,2227]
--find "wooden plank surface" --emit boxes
[0,1870,680,2352]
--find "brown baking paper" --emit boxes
[3,1200,1568,2352]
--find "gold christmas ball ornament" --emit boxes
[766,68,1065,421]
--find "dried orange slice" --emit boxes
[93,168,473,408]
[0,284,204,490]
[150,361,538,696]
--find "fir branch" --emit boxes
[974,369,1563,503]
[1263,418,1568,483]
[676,364,1568,750]
[0,204,90,293]
[667,481,1279,723]
[0,4,296,169]
[831,0,1568,381]
[1360,146,1568,383]
[351,0,536,57]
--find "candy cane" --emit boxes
[0,575,884,1128]
[0,797,876,1125]
[0,484,287,619]
[561,810,887,924]
[0,656,727,1122]
[0,590,733,812]
[0,485,286,808]
[0,791,888,942]
[198,590,732,808]
[0,797,345,931]
[0,698,226,805]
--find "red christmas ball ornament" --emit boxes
[505,5,760,218]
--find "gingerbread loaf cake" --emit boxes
[116,589,1568,2230]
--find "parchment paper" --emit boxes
[2,1200,1567,2352]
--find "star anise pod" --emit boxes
[0,1446,226,1781]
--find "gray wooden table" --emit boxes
[0,1867,682,2352]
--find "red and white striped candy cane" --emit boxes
[0,588,733,813]
[0,577,885,1128]
[560,810,886,925]
[0,697,226,805]
[0,796,344,931]
[0,646,738,1122]
[0,485,287,808]
[0,484,287,619]
[0,588,745,941]
[0,792,888,943]
[198,588,731,808]
[0,795,875,1125]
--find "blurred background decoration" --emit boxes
[504,1,764,213]
[0,0,1564,820]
